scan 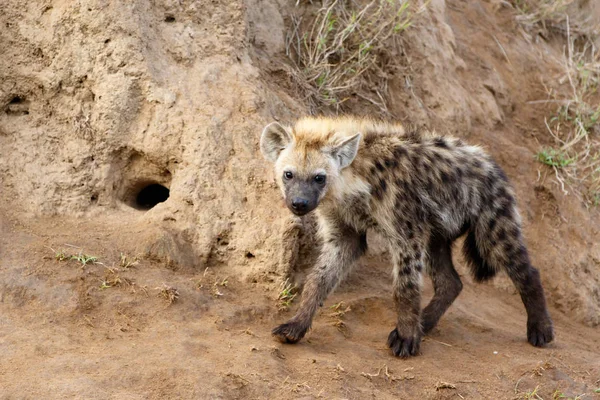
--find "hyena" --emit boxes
[260,116,554,357]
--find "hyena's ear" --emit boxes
[260,122,294,162]
[330,133,361,169]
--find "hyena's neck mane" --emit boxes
[293,116,405,143]
[323,124,411,207]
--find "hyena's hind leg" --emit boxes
[421,235,463,334]
[466,190,554,347]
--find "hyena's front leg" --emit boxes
[387,241,425,357]
[272,221,367,344]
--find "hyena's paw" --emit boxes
[527,318,554,347]
[387,328,421,357]
[272,321,309,344]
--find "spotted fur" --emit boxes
[261,116,554,357]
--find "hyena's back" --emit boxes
[354,130,528,280]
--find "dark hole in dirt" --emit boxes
[90,194,98,203]
[135,184,170,210]
[5,96,30,115]
[164,15,175,23]
[245,252,255,258]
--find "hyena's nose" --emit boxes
[291,198,309,212]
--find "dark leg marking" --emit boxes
[504,245,554,347]
[421,235,463,334]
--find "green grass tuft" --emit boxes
[71,253,98,266]
[277,279,298,311]
[536,148,575,168]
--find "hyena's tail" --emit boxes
[461,180,524,282]
[462,227,498,282]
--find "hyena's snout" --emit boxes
[290,197,310,213]
[286,196,317,216]
[284,181,322,216]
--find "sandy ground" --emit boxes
[1,213,599,399]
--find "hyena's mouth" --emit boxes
[289,208,311,216]
[287,205,315,217]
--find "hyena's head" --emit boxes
[260,121,361,216]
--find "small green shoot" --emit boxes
[71,253,98,266]
[99,280,112,290]
[55,250,70,261]
[537,148,575,168]
[277,279,297,311]
[522,385,542,400]
[49,247,99,265]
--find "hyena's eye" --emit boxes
[284,171,294,180]
[314,174,326,184]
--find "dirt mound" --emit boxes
[1,0,599,398]
[0,0,292,278]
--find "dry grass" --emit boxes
[511,0,578,35]
[157,284,179,304]
[119,253,139,269]
[513,1,600,205]
[286,0,423,114]
[537,34,600,205]
[99,266,131,289]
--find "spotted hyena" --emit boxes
[260,116,554,357]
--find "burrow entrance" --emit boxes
[136,183,170,210]
[117,150,173,211]
[122,180,172,211]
